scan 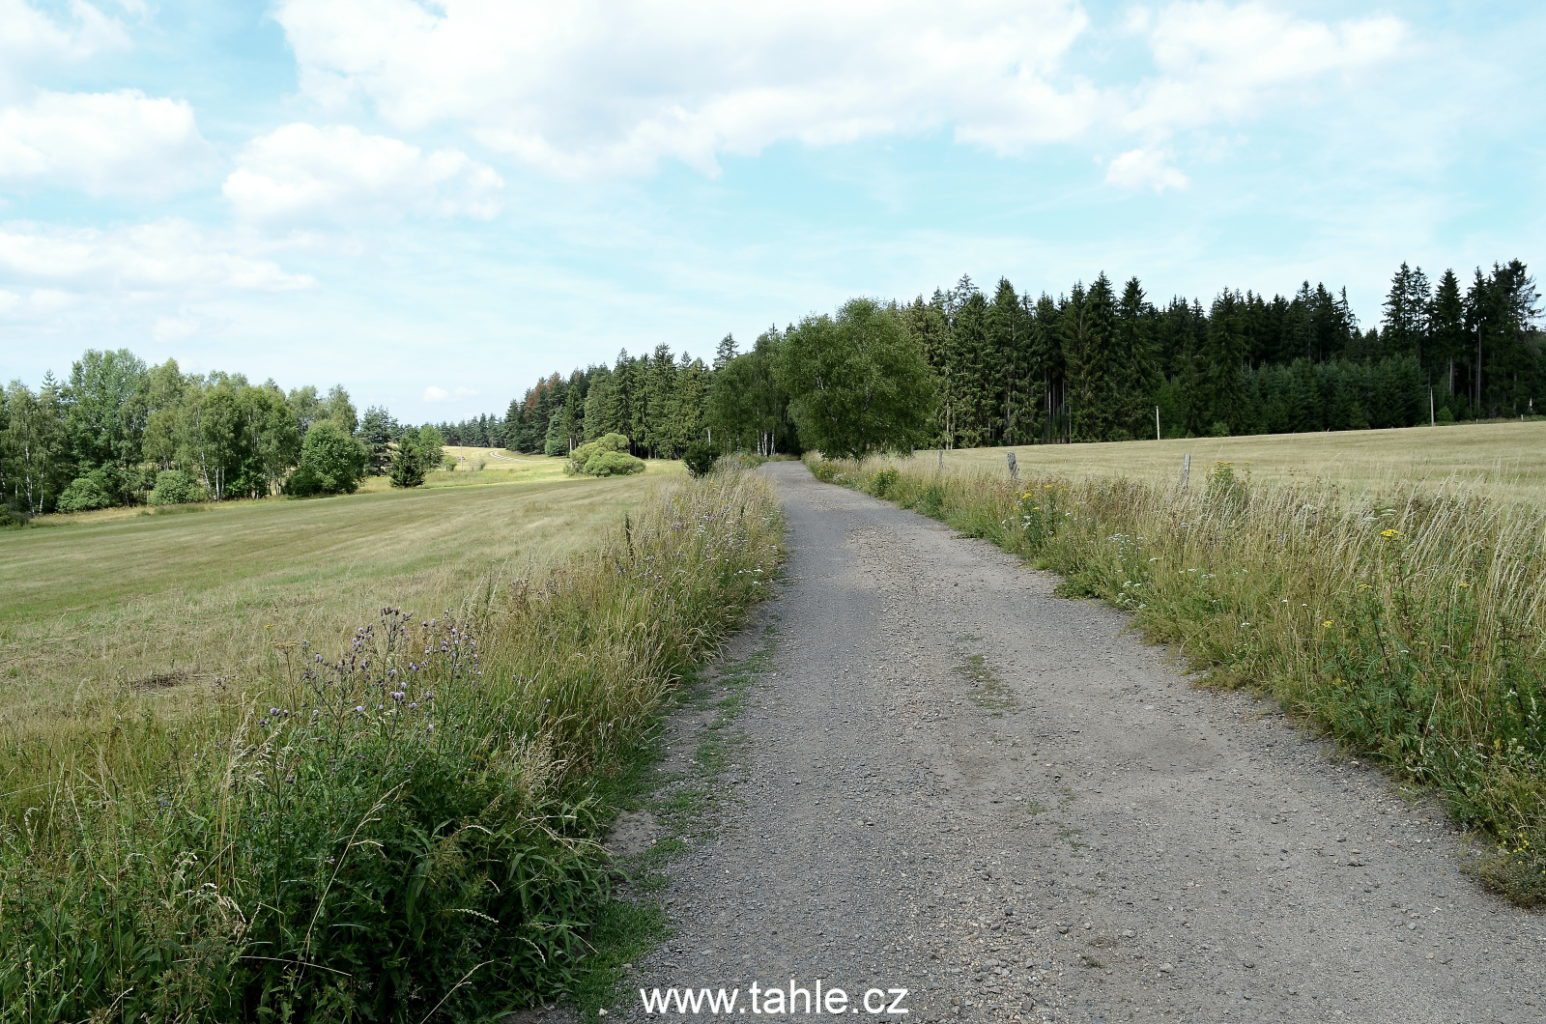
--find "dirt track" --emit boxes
[617,461,1544,1023]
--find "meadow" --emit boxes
[0,454,774,1022]
[813,421,1545,905]
[911,420,1546,502]
[1,449,681,723]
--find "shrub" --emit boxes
[289,422,368,496]
[567,435,644,477]
[582,450,646,477]
[868,467,900,499]
[0,506,26,529]
[683,441,718,478]
[443,456,459,472]
[147,469,204,506]
[55,475,113,513]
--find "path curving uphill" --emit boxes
[619,461,1543,1023]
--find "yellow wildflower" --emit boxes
[1380,528,1402,539]
[1321,619,1334,628]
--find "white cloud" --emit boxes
[224,123,504,222]
[1105,147,1188,192]
[0,90,211,198]
[422,385,477,403]
[0,220,314,295]
[0,1,131,67]
[1128,2,1410,135]
[152,313,200,343]
[272,2,1413,182]
[274,0,1102,176]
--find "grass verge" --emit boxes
[0,467,781,1023]
[566,629,777,1019]
[808,454,1544,905]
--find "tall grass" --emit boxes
[0,468,781,1022]
[811,455,1544,904]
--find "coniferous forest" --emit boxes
[442,259,1541,455]
[4,259,1541,516]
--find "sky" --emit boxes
[1,1,1543,422]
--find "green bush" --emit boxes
[683,441,718,478]
[868,467,900,499]
[582,450,646,477]
[147,469,204,506]
[55,475,113,513]
[288,422,368,496]
[566,434,644,477]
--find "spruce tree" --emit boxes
[1063,274,1118,441]
[1115,277,1160,439]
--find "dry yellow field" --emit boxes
[903,421,1546,503]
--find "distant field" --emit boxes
[908,421,1546,503]
[358,445,570,492]
[0,453,683,731]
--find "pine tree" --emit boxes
[713,334,738,370]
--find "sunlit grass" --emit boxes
[0,458,683,727]
[903,420,1546,504]
[0,466,778,1021]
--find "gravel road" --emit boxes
[616,461,1544,1023]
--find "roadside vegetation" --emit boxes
[0,464,780,1022]
[808,454,1544,904]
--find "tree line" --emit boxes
[0,352,444,518]
[437,257,1540,457]
[7,257,1539,516]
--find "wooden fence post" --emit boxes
[1178,453,1192,490]
[1006,451,1019,484]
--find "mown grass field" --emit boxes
[0,454,683,732]
[0,455,777,1022]
[911,421,1546,502]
